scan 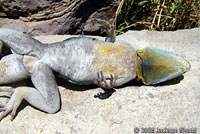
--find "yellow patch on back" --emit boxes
[94,44,135,76]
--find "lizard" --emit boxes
[0,20,190,121]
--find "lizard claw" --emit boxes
[94,72,117,99]
[94,71,117,89]
[0,88,22,121]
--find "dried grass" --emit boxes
[116,0,200,35]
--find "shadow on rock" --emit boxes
[152,75,184,87]
[115,75,184,89]
[56,76,98,92]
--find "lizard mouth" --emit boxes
[135,47,191,85]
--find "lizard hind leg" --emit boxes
[0,54,29,84]
[0,62,60,121]
[30,62,60,114]
[0,28,44,58]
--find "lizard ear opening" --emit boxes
[136,47,190,85]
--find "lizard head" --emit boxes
[136,47,191,85]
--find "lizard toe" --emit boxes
[0,88,23,121]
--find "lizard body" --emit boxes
[40,37,137,86]
[0,28,137,120]
[0,27,190,121]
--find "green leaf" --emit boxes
[131,14,137,22]
[171,3,176,13]
[118,22,126,28]
[176,0,184,10]
[119,26,127,31]
[138,0,150,6]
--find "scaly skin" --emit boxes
[0,27,190,121]
[41,37,137,86]
[0,28,137,121]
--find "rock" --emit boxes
[0,29,200,133]
[0,0,119,36]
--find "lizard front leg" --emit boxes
[93,72,117,99]
[93,71,134,99]
[0,62,60,121]
[92,19,116,42]
[94,71,118,89]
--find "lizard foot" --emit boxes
[0,88,22,121]
[94,72,117,99]
[94,71,118,89]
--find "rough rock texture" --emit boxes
[0,0,119,35]
[0,29,200,134]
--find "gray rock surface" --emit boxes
[0,0,119,35]
[0,29,200,134]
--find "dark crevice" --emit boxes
[75,0,110,23]
[64,0,111,35]
[0,0,119,35]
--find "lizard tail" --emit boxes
[0,88,15,93]
[0,28,45,58]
